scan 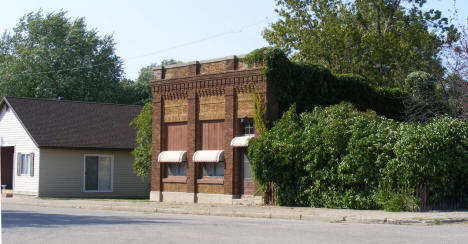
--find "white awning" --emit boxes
[193,150,224,163]
[230,135,254,147]
[158,151,187,163]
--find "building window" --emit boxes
[202,162,225,177]
[167,163,187,177]
[240,118,254,135]
[20,154,31,175]
[84,155,113,192]
[242,150,252,181]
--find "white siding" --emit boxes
[0,105,40,195]
[39,149,149,198]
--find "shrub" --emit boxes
[249,102,468,210]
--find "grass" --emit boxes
[432,218,442,225]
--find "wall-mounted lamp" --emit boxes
[240,116,247,124]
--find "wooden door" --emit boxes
[1,146,14,189]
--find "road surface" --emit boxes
[2,203,467,244]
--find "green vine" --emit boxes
[250,82,267,136]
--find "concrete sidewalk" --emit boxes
[2,196,467,225]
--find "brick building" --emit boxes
[149,56,278,204]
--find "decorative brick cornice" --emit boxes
[151,68,264,98]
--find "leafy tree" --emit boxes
[402,71,451,122]
[446,74,468,119]
[264,0,458,87]
[0,10,123,102]
[130,59,181,105]
[443,15,468,120]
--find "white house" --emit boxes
[0,96,148,198]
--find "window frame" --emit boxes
[240,118,255,136]
[19,153,31,175]
[83,154,114,193]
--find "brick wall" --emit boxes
[151,55,277,199]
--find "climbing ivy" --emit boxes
[244,48,407,120]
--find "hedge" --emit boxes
[248,103,468,211]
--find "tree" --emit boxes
[0,10,123,102]
[264,0,457,87]
[446,74,468,120]
[402,71,451,122]
[443,1,468,81]
[443,11,468,119]
[129,59,182,105]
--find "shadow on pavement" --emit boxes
[2,210,182,228]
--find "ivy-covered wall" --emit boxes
[244,48,406,120]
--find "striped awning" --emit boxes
[158,151,187,163]
[230,135,254,147]
[193,150,224,163]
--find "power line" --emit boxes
[0,17,269,79]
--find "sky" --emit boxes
[1,0,467,80]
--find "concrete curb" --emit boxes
[3,198,468,225]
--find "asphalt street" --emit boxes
[2,203,468,244]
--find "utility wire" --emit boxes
[0,17,269,79]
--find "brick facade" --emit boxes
[150,56,277,204]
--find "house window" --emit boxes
[167,163,187,177]
[240,118,254,135]
[202,162,225,177]
[84,155,113,192]
[20,154,31,175]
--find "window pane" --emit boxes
[243,151,252,180]
[20,154,30,175]
[202,163,224,177]
[178,163,187,176]
[167,163,187,176]
[26,154,30,173]
[20,155,25,174]
[85,156,99,191]
[98,157,112,191]
[202,163,214,177]
[167,164,177,176]
[240,119,255,135]
[215,162,225,177]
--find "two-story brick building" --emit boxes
[149,56,278,204]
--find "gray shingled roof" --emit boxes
[1,96,142,150]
